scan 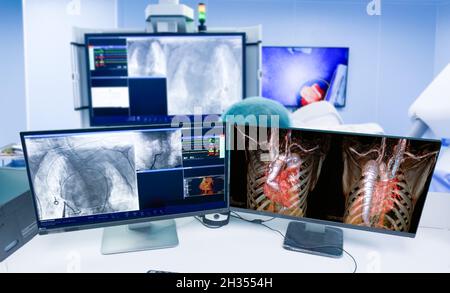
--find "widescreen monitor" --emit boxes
[85,33,246,126]
[21,124,227,234]
[262,47,349,108]
[229,125,440,239]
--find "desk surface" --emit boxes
[2,193,450,273]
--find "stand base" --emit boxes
[101,220,179,255]
[283,222,343,258]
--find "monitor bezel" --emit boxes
[227,123,442,239]
[261,45,350,108]
[20,123,229,235]
[84,32,247,127]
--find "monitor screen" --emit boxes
[229,125,440,236]
[262,47,349,108]
[85,33,245,126]
[21,125,227,231]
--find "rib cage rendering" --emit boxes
[246,130,328,217]
[342,138,439,232]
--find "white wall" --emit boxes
[0,1,26,146]
[377,1,437,136]
[23,0,117,131]
[118,0,438,136]
[434,1,450,74]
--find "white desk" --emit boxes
[2,193,450,273]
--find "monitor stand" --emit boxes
[282,221,343,258]
[101,220,179,255]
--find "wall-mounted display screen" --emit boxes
[262,47,349,108]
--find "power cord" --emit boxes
[230,212,358,273]
[230,211,276,224]
[419,226,450,232]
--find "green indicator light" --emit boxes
[198,3,206,22]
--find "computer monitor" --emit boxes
[262,46,349,108]
[228,125,440,257]
[21,124,227,254]
[85,33,246,126]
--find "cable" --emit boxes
[230,211,276,224]
[419,225,450,231]
[230,212,358,273]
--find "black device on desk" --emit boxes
[21,124,228,255]
[228,124,441,258]
[0,168,38,262]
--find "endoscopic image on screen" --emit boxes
[262,47,349,108]
[127,36,243,115]
[230,126,440,234]
[25,133,139,221]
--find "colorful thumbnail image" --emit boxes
[262,47,349,108]
[230,126,440,234]
[184,175,225,198]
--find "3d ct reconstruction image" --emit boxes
[25,133,139,220]
[230,126,440,233]
[232,127,330,218]
[127,36,243,115]
[184,175,225,198]
[342,137,440,232]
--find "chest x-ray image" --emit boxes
[127,36,244,116]
[25,133,139,221]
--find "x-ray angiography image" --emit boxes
[25,133,139,221]
[127,36,244,115]
[134,130,182,171]
[128,39,167,77]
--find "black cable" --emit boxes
[230,211,276,224]
[230,212,358,273]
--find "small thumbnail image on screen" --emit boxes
[184,175,225,198]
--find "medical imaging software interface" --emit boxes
[23,126,227,229]
[86,33,245,126]
[230,126,440,235]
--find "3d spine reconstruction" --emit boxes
[247,130,327,217]
[343,138,438,232]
